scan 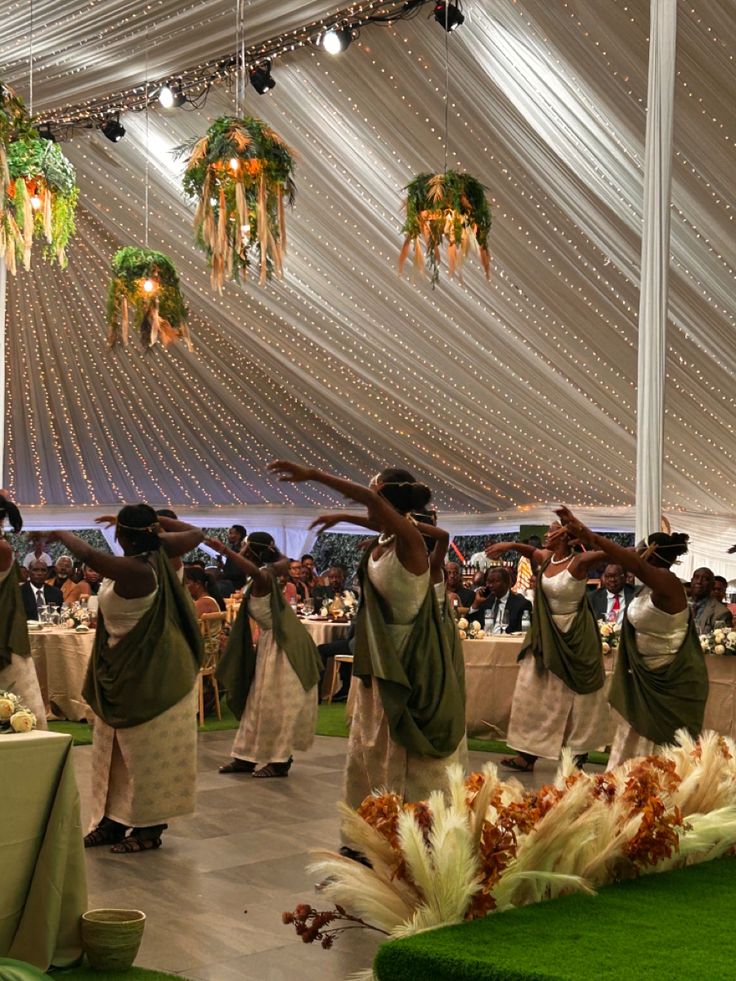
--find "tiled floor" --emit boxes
[74,732,601,980]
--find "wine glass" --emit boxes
[302,599,314,617]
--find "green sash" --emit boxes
[216,575,322,720]
[82,551,204,728]
[521,559,604,694]
[0,562,30,668]
[608,610,708,745]
[352,548,466,758]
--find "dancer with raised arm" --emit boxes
[211,532,321,778]
[0,494,46,725]
[556,507,707,767]
[486,522,611,772]
[270,461,466,827]
[52,507,205,853]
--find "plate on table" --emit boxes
[75,625,91,633]
[307,615,328,621]
[27,621,41,630]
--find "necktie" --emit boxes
[612,594,621,614]
[36,588,45,607]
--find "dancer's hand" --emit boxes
[485,542,508,559]
[203,536,228,555]
[94,515,117,529]
[268,460,313,483]
[309,514,344,535]
[555,506,594,546]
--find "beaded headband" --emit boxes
[116,520,160,534]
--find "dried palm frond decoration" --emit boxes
[107,246,192,351]
[176,115,296,291]
[5,136,79,271]
[0,82,34,274]
[399,170,491,286]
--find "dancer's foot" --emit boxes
[500,755,535,773]
[253,756,293,778]
[219,758,257,773]
[574,753,588,770]
[111,824,168,854]
[84,816,128,848]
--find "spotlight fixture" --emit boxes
[100,115,126,142]
[249,61,276,94]
[158,83,186,109]
[322,27,353,54]
[434,1,464,31]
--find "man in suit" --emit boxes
[589,564,636,623]
[312,566,348,608]
[21,560,64,620]
[690,567,733,633]
[467,567,532,633]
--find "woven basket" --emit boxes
[81,908,146,971]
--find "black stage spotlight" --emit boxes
[434,2,464,31]
[100,115,126,142]
[250,62,276,94]
[322,27,353,54]
[159,83,186,108]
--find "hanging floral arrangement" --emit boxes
[0,82,34,274]
[6,136,79,271]
[107,246,192,351]
[399,170,492,286]
[176,115,295,291]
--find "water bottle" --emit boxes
[521,609,531,634]
[484,609,493,636]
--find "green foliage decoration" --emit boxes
[107,246,192,350]
[399,170,492,286]
[176,115,295,291]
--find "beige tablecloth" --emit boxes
[301,619,351,646]
[0,730,87,969]
[465,640,736,743]
[29,627,95,722]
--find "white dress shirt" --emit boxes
[605,590,626,624]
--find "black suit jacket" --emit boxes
[467,592,532,633]
[589,584,637,621]
[21,582,64,620]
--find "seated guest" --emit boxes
[21,560,63,619]
[46,554,78,602]
[625,571,637,588]
[22,538,53,569]
[300,554,320,589]
[467,567,532,633]
[219,525,248,595]
[277,567,298,605]
[444,561,475,607]
[589,563,636,623]
[713,576,729,604]
[84,564,102,595]
[312,566,347,608]
[185,567,223,616]
[318,624,355,703]
[690,567,733,631]
[288,559,310,601]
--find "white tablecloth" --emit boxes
[301,619,351,646]
[0,730,87,969]
[29,627,95,722]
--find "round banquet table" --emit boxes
[301,618,352,646]
[29,627,94,722]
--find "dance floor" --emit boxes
[74,732,603,980]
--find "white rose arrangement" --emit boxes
[700,629,736,656]
[456,617,469,631]
[598,619,622,654]
[0,690,36,734]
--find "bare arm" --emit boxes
[309,513,378,536]
[486,541,549,566]
[204,537,271,596]
[48,531,155,598]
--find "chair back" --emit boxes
[199,611,227,669]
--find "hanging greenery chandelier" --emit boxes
[107,246,191,350]
[177,115,295,291]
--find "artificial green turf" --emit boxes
[51,969,188,980]
[374,856,736,980]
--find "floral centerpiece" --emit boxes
[62,600,92,629]
[0,690,36,733]
[699,627,736,656]
[320,591,357,620]
[399,170,491,286]
[0,82,34,272]
[177,115,295,291]
[107,246,192,349]
[598,619,622,655]
[6,135,78,270]
[284,731,736,974]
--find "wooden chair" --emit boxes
[198,611,227,726]
[326,654,354,704]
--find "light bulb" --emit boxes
[229,157,239,172]
[142,279,155,293]
[158,85,175,109]
[209,197,217,207]
[30,195,42,210]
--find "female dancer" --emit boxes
[0,494,46,724]
[486,522,611,771]
[269,461,466,811]
[52,506,204,853]
[211,532,321,778]
[556,507,706,767]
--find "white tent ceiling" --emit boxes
[1,0,735,570]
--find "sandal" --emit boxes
[219,758,257,774]
[253,756,293,778]
[500,756,535,773]
[111,824,168,854]
[84,817,128,848]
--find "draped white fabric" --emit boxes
[1,1,735,572]
[635,0,677,543]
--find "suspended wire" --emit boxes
[444,3,450,172]
[29,0,33,117]
[144,24,150,248]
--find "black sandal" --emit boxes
[110,824,168,854]
[500,756,535,773]
[84,817,128,848]
[219,759,257,774]
[253,757,293,778]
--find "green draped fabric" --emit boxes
[216,575,322,721]
[82,551,204,728]
[520,559,604,694]
[608,610,708,745]
[352,548,466,758]
[0,562,30,668]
